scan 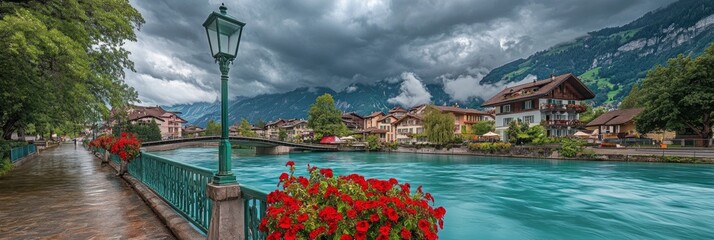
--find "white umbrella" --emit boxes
[482,131,499,138]
[573,131,590,138]
[340,136,355,141]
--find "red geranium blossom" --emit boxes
[259,162,446,239]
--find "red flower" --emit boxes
[347,209,357,219]
[379,225,391,236]
[356,220,369,232]
[434,206,446,219]
[418,219,430,231]
[400,228,411,239]
[297,213,308,222]
[354,231,367,240]
[386,207,399,221]
[267,232,281,240]
[320,168,333,178]
[279,215,292,229]
[309,227,325,240]
[261,164,446,239]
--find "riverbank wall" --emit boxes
[391,146,714,164]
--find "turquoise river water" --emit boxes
[150,148,714,240]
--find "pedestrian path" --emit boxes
[0,144,175,239]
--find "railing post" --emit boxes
[206,183,244,240]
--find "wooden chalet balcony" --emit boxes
[540,104,587,113]
[541,120,584,128]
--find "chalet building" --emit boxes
[586,108,643,140]
[377,114,399,142]
[112,105,187,139]
[393,114,425,144]
[342,112,365,130]
[481,73,595,141]
[410,104,494,135]
[182,125,205,138]
[265,119,288,139]
[280,119,312,141]
[251,126,266,137]
[363,112,385,130]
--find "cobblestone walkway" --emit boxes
[0,144,175,239]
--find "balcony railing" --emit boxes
[540,104,587,113]
[541,120,584,128]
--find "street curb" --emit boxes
[103,156,205,240]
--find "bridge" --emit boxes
[142,136,338,154]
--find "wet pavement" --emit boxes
[0,144,175,239]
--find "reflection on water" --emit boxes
[150,148,714,240]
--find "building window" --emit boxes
[503,118,513,126]
[524,100,532,110]
[502,104,511,113]
[524,115,534,124]
[568,100,576,105]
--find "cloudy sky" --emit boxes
[124,0,676,106]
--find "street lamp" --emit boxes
[203,3,245,185]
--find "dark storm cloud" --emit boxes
[124,0,675,105]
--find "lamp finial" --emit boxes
[219,3,227,14]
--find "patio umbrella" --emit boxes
[573,131,590,138]
[482,131,499,138]
[340,136,355,141]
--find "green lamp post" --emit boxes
[203,3,245,185]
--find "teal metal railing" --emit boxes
[10,144,36,162]
[96,149,270,236]
[128,152,214,233]
[241,185,268,240]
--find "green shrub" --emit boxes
[0,159,13,176]
[580,149,597,158]
[468,142,512,152]
[559,138,585,158]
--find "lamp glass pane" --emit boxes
[205,19,219,56]
[217,18,242,57]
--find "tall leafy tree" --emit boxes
[0,1,143,139]
[205,120,221,136]
[472,121,495,135]
[635,44,714,145]
[239,118,256,137]
[619,84,642,109]
[308,94,348,138]
[422,106,455,145]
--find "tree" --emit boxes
[365,134,381,151]
[0,1,143,139]
[635,44,714,145]
[145,119,162,141]
[579,105,607,124]
[278,129,287,141]
[422,106,455,145]
[205,120,221,136]
[308,94,349,137]
[619,84,642,109]
[239,118,256,137]
[472,121,495,135]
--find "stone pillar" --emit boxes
[207,183,244,240]
[255,146,291,155]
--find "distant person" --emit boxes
[73,138,77,149]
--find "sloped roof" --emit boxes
[434,105,489,115]
[126,105,185,122]
[481,73,595,107]
[392,114,422,125]
[342,112,364,119]
[586,108,643,127]
[365,112,385,118]
[389,106,407,113]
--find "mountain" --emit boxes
[166,81,484,127]
[481,0,714,105]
